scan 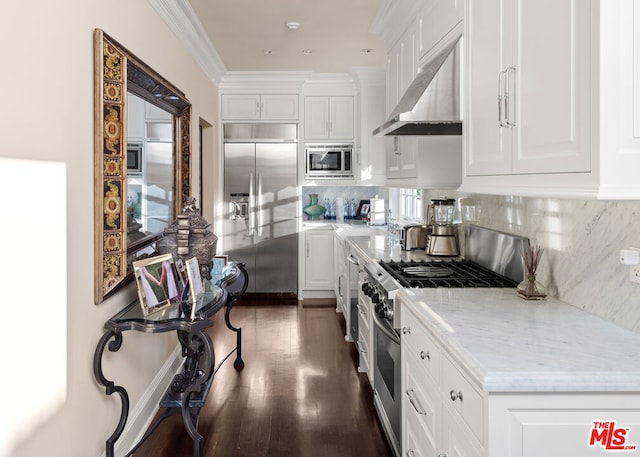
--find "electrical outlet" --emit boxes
[631,265,640,283]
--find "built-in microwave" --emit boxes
[305,143,354,179]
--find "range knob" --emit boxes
[371,292,380,304]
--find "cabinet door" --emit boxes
[304,97,330,139]
[328,96,354,140]
[221,94,261,120]
[260,94,299,120]
[511,0,591,174]
[418,0,464,61]
[304,229,334,289]
[464,0,511,176]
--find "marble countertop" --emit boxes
[346,234,439,263]
[397,287,640,393]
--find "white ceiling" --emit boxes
[187,0,386,73]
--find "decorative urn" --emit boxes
[157,197,218,279]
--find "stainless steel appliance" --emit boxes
[426,197,459,256]
[373,34,462,136]
[362,225,530,457]
[399,224,429,251]
[304,143,354,179]
[223,123,298,294]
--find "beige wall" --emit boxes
[0,2,218,456]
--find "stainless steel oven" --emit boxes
[372,312,401,457]
[304,143,353,179]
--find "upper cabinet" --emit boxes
[418,0,463,63]
[464,0,590,177]
[304,96,354,140]
[221,94,299,121]
[461,0,640,199]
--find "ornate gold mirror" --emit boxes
[94,29,191,303]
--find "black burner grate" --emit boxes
[379,260,518,288]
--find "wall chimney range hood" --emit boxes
[373,35,462,136]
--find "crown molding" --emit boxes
[148,0,227,85]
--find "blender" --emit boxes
[426,198,459,256]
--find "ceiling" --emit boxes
[187,0,386,73]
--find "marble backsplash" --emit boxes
[422,190,640,335]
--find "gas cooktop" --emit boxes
[379,260,518,289]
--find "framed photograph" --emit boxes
[356,199,371,220]
[186,257,203,298]
[133,254,183,316]
[211,255,228,286]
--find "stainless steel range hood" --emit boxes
[373,35,462,136]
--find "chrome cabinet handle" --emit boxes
[450,390,463,402]
[420,350,430,360]
[402,327,411,335]
[394,136,401,155]
[306,239,310,258]
[406,450,417,457]
[356,340,366,354]
[498,70,507,127]
[406,389,427,415]
[506,66,516,127]
[347,254,359,266]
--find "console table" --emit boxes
[93,262,248,457]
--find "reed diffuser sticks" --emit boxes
[518,244,547,300]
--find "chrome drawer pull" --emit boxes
[406,450,417,457]
[356,341,367,355]
[450,390,463,402]
[419,350,430,360]
[402,327,411,335]
[406,389,427,415]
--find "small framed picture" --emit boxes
[185,257,203,319]
[133,254,183,316]
[356,200,370,220]
[211,255,228,286]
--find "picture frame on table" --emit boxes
[211,255,228,286]
[356,199,370,220]
[185,257,203,319]
[133,254,183,316]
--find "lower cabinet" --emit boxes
[401,302,640,457]
[300,226,335,298]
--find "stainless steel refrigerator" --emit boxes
[223,123,299,294]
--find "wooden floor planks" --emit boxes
[132,303,393,457]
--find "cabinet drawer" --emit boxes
[442,356,484,445]
[402,310,441,385]
[356,300,370,333]
[404,361,439,454]
[356,325,369,375]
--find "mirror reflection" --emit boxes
[126,93,174,245]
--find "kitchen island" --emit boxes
[397,287,640,457]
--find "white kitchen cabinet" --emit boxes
[221,94,298,121]
[418,0,463,63]
[304,96,354,140]
[333,233,347,316]
[400,292,640,457]
[462,0,640,199]
[464,0,591,178]
[385,21,418,180]
[302,227,334,290]
[352,67,387,186]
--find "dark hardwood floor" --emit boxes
[134,302,393,457]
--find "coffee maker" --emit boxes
[426,198,459,256]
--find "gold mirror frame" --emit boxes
[94,29,191,303]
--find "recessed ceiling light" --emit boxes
[286,22,300,31]
[301,49,313,55]
[361,48,374,54]
[263,50,274,55]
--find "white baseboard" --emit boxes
[101,344,183,457]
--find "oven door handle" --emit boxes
[372,311,401,345]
